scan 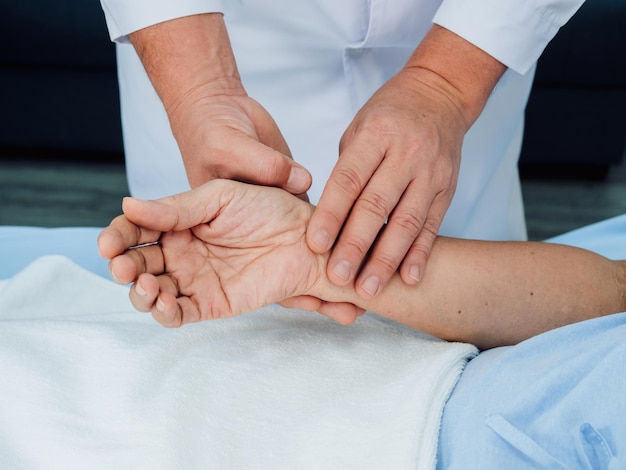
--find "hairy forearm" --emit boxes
[309,237,626,349]
[129,13,245,114]
[403,24,506,129]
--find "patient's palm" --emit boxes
[157,184,320,320]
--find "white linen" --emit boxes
[0,256,477,470]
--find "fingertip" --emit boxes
[152,293,182,328]
[307,227,332,254]
[328,259,354,286]
[97,222,127,260]
[121,196,141,210]
[402,264,421,285]
[120,196,135,215]
[285,166,312,195]
[108,262,123,284]
[333,311,358,326]
[96,230,112,260]
[108,255,137,285]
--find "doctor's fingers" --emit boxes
[316,301,365,325]
[354,171,456,295]
[307,136,385,257]
[399,191,451,285]
[333,172,428,297]
[280,296,364,325]
[311,146,413,287]
[199,136,312,196]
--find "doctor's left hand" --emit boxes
[306,25,505,299]
[307,67,464,298]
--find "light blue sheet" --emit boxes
[439,214,626,468]
[0,226,108,279]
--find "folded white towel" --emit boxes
[0,256,477,469]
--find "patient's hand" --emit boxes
[98,180,360,327]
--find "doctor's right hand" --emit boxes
[128,13,361,320]
[129,13,312,197]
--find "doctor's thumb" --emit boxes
[285,165,312,195]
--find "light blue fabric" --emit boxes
[438,214,626,468]
[0,226,110,280]
[546,214,626,260]
[438,312,626,469]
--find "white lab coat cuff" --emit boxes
[433,0,584,74]
[100,0,226,43]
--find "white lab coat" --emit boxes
[100,0,584,241]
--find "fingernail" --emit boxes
[135,282,147,296]
[333,260,353,282]
[361,276,380,297]
[287,167,310,193]
[312,229,331,252]
[109,267,122,284]
[156,298,165,312]
[409,265,420,282]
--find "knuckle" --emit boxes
[341,234,371,258]
[391,209,424,236]
[410,240,432,260]
[372,251,400,275]
[421,216,443,238]
[330,166,365,198]
[258,157,289,186]
[410,225,439,259]
[356,192,392,221]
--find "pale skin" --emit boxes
[127,13,506,313]
[98,180,626,351]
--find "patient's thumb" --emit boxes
[122,185,223,231]
[121,197,189,232]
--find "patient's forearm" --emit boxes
[308,238,626,349]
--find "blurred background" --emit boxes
[0,0,625,240]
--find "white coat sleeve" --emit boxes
[99,0,226,43]
[433,0,585,74]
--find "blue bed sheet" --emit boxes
[0,226,108,280]
[439,214,626,468]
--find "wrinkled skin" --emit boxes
[98,181,362,327]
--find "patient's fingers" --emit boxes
[98,214,161,259]
[108,244,165,284]
[129,272,183,327]
[122,182,227,232]
[151,293,203,328]
[129,273,160,312]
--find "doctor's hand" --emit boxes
[129,12,360,324]
[306,25,505,298]
[130,13,311,196]
[97,181,363,328]
[169,90,312,197]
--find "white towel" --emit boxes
[0,256,477,470]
